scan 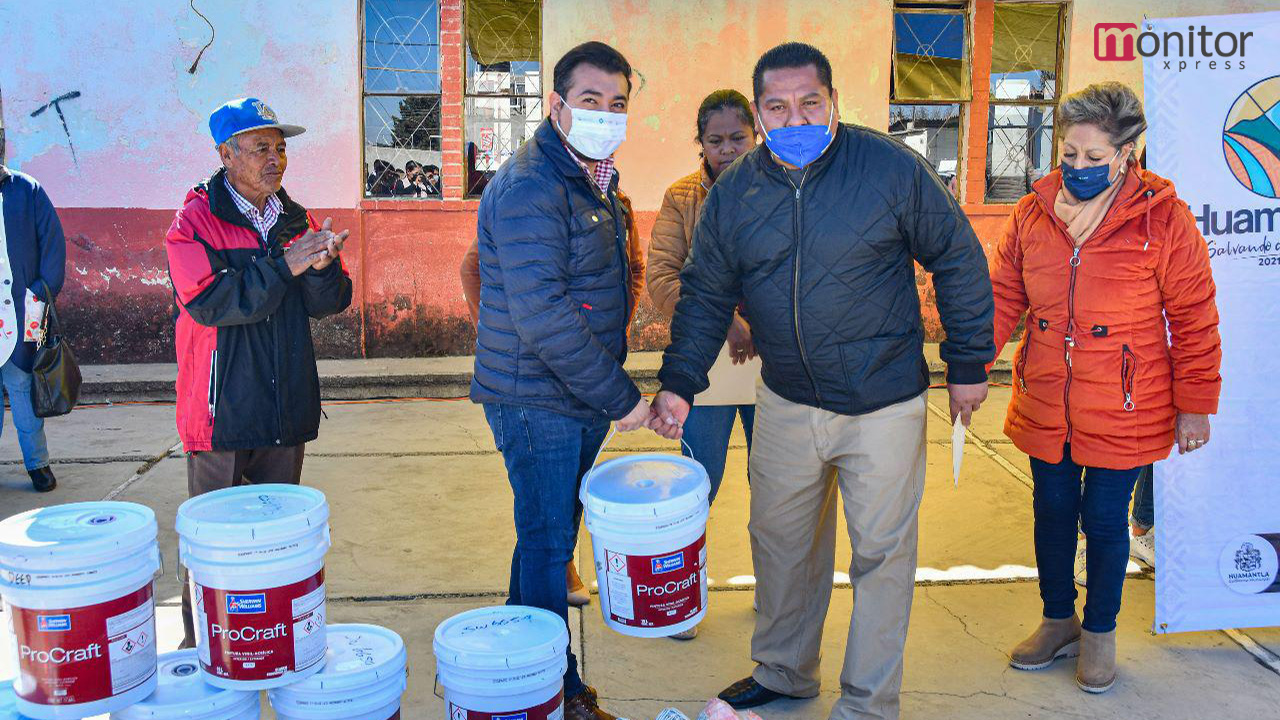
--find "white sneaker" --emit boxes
[1073,536,1088,587]
[1130,528,1156,569]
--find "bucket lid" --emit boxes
[433,606,568,672]
[0,502,156,567]
[270,624,406,695]
[113,650,257,718]
[176,484,328,546]
[581,454,710,520]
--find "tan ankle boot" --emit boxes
[1009,615,1082,670]
[1076,628,1117,693]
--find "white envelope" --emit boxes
[952,417,967,487]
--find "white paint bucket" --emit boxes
[176,484,329,691]
[269,623,407,720]
[110,649,259,720]
[434,606,568,720]
[0,502,160,720]
[581,452,711,637]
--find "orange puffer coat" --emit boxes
[990,167,1222,469]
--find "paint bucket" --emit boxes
[176,484,329,691]
[434,606,568,720]
[1,678,31,720]
[580,451,711,638]
[0,502,160,720]
[110,649,260,720]
[269,623,407,720]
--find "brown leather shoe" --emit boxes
[564,687,616,720]
[1009,615,1082,670]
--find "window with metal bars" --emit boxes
[890,1,970,198]
[361,0,444,199]
[464,0,542,198]
[985,2,1066,203]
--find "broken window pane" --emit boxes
[893,11,970,102]
[986,105,1054,203]
[990,3,1061,101]
[465,0,541,198]
[889,103,963,196]
[364,95,442,198]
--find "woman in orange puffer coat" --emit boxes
[990,83,1221,694]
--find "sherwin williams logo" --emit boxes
[226,593,267,614]
[494,714,528,720]
[37,615,71,632]
[651,552,685,574]
[1223,76,1280,199]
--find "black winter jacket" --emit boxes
[659,123,996,415]
[470,119,641,420]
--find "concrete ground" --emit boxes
[1,387,1278,719]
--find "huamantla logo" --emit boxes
[1094,22,1251,71]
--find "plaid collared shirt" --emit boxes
[563,142,615,194]
[224,176,283,244]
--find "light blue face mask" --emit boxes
[759,104,836,168]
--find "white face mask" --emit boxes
[555,104,627,160]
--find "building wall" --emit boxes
[1,0,1276,362]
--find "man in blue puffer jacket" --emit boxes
[470,41,649,720]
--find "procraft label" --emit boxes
[195,568,326,682]
[604,535,706,629]
[448,690,563,720]
[7,584,157,707]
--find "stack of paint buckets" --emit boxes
[0,501,161,719]
[433,451,712,718]
[175,485,409,719]
[0,485,410,720]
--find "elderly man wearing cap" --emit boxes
[164,97,352,647]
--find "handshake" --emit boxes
[617,391,691,440]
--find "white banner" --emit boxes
[1145,12,1280,633]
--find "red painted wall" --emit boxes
[57,202,1011,364]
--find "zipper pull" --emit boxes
[1069,247,1082,267]
[795,187,801,200]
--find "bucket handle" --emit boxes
[581,426,698,500]
[433,673,444,700]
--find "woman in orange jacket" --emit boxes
[989,82,1221,693]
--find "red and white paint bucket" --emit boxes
[269,624,407,720]
[434,606,568,720]
[177,484,329,691]
[0,502,160,719]
[581,452,711,637]
[110,649,259,719]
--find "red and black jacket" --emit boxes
[165,169,352,452]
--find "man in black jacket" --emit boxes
[471,42,648,720]
[650,44,995,720]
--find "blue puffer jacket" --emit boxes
[470,119,640,420]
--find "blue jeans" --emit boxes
[2,359,50,471]
[1029,444,1140,633]
[483,403,609,700]
[681,404,755,504]
[1131,464,1154,529]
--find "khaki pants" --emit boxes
[748,384,926,720]
[180,445,307,646]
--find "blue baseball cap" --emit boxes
[209,97,305,146]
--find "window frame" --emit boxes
[982,1,1068,203]
[890,4,974,104]
[461,0,543,199]
[359,0,445,201]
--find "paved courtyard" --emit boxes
[1,387,1278,719]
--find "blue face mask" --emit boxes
[1061,149,1122,200]
[759,105,836,168]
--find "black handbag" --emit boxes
[30,281,81,418]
